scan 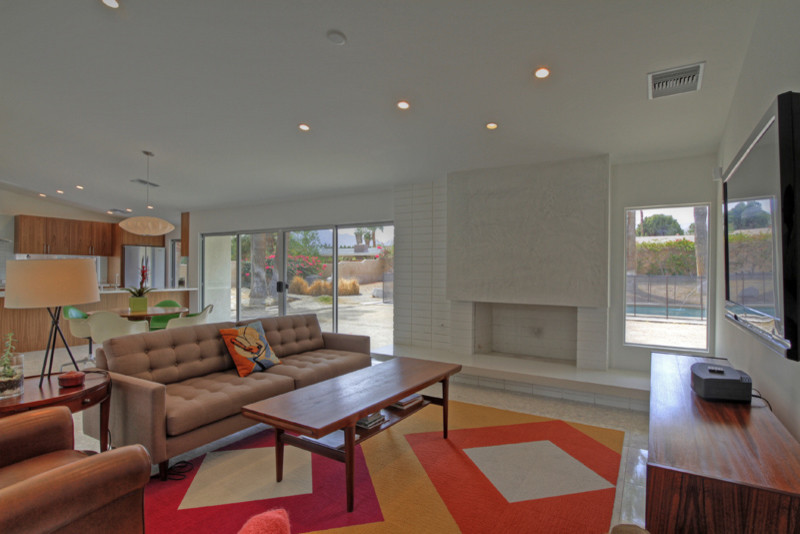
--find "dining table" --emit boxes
[106,307,189,320]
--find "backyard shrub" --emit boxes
[339,279,360,296]
[289,277,361,296]
[727,232,772,273]
[308,279,332,296]
[636,239,696,275]
[289,276,309,295]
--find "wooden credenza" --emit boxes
[647,352,800,533]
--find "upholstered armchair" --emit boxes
[0,406,151,534]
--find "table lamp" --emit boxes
[4,258,100,386]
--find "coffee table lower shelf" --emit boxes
[294,398,433,455]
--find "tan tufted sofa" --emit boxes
[83,314,370,478]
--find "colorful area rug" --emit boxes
[145,401,624,533]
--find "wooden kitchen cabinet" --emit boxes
[14,215,115,256]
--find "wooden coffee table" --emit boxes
[242,357,462,512]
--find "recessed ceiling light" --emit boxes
[298,123,311,132]
[102,0,119,8]
[147,205,154,210]
[56,190,64,195]
[486,122,499,130]
[125,208,133,213]
[106,210,113,215]
[76,185,84,190]
[534,67,550,79]
[397,100,410,110]
[326,30,347,46]
[38,193,46,198]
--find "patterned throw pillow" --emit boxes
[220,321,281,377]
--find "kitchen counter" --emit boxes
[0,287,197,298]
[0,288,197,352]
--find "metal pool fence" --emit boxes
[626,274,708,320]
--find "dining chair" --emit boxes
[88,311,149,346]
[63,305,93,356]
[148,300,182,331]
[165,304,214,329]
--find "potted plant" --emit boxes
[0,332,24,399]
[125,259,152,312]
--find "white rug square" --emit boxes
[464,440,614,502]
[179,447,312,509]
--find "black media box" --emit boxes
[690,362,752,403]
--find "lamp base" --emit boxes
[39,307,79,388]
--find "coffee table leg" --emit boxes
[345,425,356,512]
[275,429,284,482]
[442,377,450,439]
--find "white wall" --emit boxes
[715,0,800,439]
[0,184,119,222]
[447,156,610,308]
[609,154,718,371]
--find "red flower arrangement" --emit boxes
[125,258,153,297]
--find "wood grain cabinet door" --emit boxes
[14,215,48,254]
[90,221,114,256]
[46,218,73,255]
[69,219,93,255]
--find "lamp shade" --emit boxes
[119,216,175,236]
[4,259,100,309]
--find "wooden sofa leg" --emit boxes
[159,460,169,481]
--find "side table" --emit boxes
[0,372,111,452]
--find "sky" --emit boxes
[633,206,705,231]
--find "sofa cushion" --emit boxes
[267,349,372,388]
[220,322,281,377]
[164,370,295,436]
[243,315,324,358]
[104,322,235,384]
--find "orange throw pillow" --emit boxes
[220,322,281,377]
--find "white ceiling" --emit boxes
[0,1,761,223]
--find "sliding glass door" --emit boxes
[238,232,281,322]
[336,225,394,349]
[202,222,393,347]
[285,229,334,331]
[202,234,237,322]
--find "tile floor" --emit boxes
[20,346,649,530]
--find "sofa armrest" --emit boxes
[322,332,370,354]
[0,445,151,534]
[0,407,73,469]
[104,372,167,465]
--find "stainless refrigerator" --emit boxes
[123,246,166,289]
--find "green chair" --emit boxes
[148,300,182,331]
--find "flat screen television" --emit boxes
[724,92,800,361]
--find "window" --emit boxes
[624,205,709,351]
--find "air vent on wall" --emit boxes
[648,62,704,99]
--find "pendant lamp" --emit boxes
[119,150,175,236]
